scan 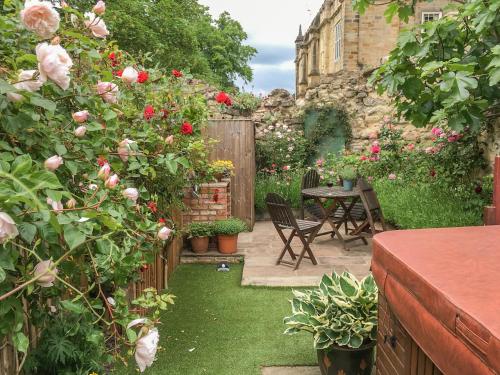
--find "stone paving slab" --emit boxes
[261,366,321,375]
[240,221,372,287]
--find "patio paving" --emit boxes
[239,221,373,287]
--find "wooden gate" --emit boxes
[207,119,255,229]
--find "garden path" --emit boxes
[239,221,372,287]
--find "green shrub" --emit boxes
[232,92,262,115]
[186,222,214,238]
[213,218,248,235]
[255,169,304,214]
[340,166,357,181]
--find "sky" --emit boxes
[198,0,325,95]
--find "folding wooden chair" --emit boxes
[266,193,322,270]
[300,169,320,219]
[353,178,387,236]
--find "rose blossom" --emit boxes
[20,0,60,38]
[47,198,63,212]
[7,70,44,102]
[34,260,58,287]
[0,212,19,244]
[172,69,182,78]
[137,71,148,83]
[118,139,135,161]
[122,188,139,202]
[180,121,193,135]
[96,81,118,103]
[66,198,77,209]
[431,127,443,136]
[36,42,73,90]
[134,327,159,372]
[92,0,106,15]
[388,173,397,180]
[44,155,63,171]
[158,226,172,240]
[215,91,232,106]
[370,144,381,154]
[98,163,111,180]
[407,143,415,151]
[72,110,89,123]
[165,135,174,145]
[121,66,138,84]
[143,105,155,121]
[74,125,87,138]
[105,174,120,189]
[84,12,109,38]
[88,183,98,190]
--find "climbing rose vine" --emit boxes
[0,0,211,373]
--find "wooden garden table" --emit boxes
[301,186,368,249]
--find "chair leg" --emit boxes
[276,229,297,265]
[294,231,318,270]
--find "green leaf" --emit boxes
[60,300,86,314]
[0,80,17,94]
[55,144,67,156]
[63,226,86,250]
[103,109,117,121]
[0,267,5,283]
[12,332,29,353]
[30,96,56,112]
[18,223,37,244]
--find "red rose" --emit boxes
[158,218,166,224]
[147,201,158,213]
[144,105,155,121]
[108,52,116,60]
[113,69,123,77]
[137,71,149,83]
[180,121,193,135]
[97,156,108,167]
[172,69,183,78]
[215,91,232,106]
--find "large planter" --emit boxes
[317,341,375,375]
[217,234,238,254]
[190,236,209,253]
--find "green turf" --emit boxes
[122,264,316,375]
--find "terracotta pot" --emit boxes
[190,236,209,253]
[317,341,375,375]
[217,234,238,254]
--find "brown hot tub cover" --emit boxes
[372,226,500,375]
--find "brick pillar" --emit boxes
[182,181,231,225]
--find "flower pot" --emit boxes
[343,179,354,191]
[217,234,238,254]
[190,236,209,253]
[317,341,375,375]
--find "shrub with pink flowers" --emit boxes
[0,1,211,373]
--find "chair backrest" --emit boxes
[266,193,298,229]
[301,169,320,190]
[357,178,382,212]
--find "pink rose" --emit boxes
[0,212,19,244]
[118,139,134,161]
[72,110,89,123]
[388,173,397,180]
[316,159,324,167]
[407,143,415,151]
[121,66,138,84]
[34,260,58,287]
[92,0,106,15]
[46,197,63,212]
[98,163,111,180]
[74,125,87,138]
[44,155,63,171]
[7,70,44,102]
[20,0,60,38]
[370,144,381,154]
[431,127,443,136]
[165,135,174,145]
[36,42,73,90]
[97,81,118,104]
[158,226,172,240]
[105,174,119,189]
[84,12,109,39]
[122,188,139,202]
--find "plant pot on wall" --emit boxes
[317,341,375,375]
[190,236,209,253]
[217,234,238,254]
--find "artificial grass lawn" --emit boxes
[123,264,316,374]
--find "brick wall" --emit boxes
[182,181,231,225]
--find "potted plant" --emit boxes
[186,222,214,253]
[340,166,357,191]
[210,160,235,181]
[284,272,378,375]
[213,218,247,254]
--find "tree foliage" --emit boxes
[75,0,257,89]
[353,0,500,130]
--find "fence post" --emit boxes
[485,155,500,225]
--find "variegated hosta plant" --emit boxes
[284,272,378,350]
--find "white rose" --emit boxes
[36,42,73,90]
[74,125,87,138]
[98,163,111,180]
[92,0,106,15]
[72,110,89,123]
[96,81,118,104]
[157,226,172,240]
[84,12,109,39]
[135,328,159,372]
[0,212,19,244]
[34,260,58,287]
[122,188,139,202]
[7,70,44,102]
[117,139,134,161]
[44,155,63,171]
[20,0,60,38]
[121,66,138,84]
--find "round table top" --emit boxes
[301,186,361,198]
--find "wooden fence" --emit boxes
[207,119,256,229]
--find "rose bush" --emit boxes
[1,1,211,373]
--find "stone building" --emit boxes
[295,0,451,97]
